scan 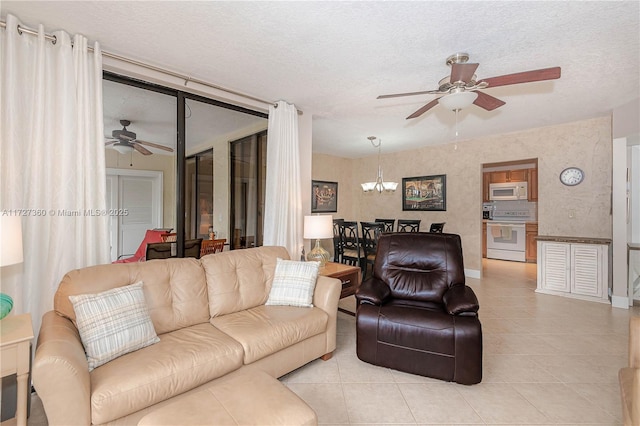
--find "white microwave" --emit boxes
[489,182,528,201]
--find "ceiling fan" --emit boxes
[377,53,561,119]
[105,120,174,155]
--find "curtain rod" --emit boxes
[0,19,301,114]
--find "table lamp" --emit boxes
[0,216,23,319]
[303,215,333,267]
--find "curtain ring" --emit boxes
[17,24,23,35]
[52,35,57,45]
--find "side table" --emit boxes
[1,313,34,426]
[319,262,361,316]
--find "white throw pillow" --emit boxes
[266,258,320,308]
[69,281,160,371]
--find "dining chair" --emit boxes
[429,222,446,233]
[374,218,395,233]
[340,221,364,271]
[146,239,203,260]
[201,238,226,257]
[397,219,421,232]
[332,218,344,263]
[360,221,384,280]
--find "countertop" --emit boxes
[535,235,612,245]
[483,220,538,224]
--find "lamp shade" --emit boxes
[438,91,478,111]
[0,216,23,267]
[303,215,333,239]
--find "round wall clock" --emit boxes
[560,167,584,186]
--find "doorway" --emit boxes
[106,169,163,261]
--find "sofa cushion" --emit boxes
[89,323,244,425]
[69,281,160,371]
[266,259,319,307]
[201,246,290,317]
[56,258,209,335]
[211,305,328,364]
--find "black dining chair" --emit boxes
[146,239,203,260]
[374,218,395,233]
[332,218,344,263]
[340,221,365,271]
[397,219,421,232]
[360,221,384,280]
[429,222,446,233]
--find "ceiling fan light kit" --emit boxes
[438,91,478,111]
[361,136,398,193]
[112,143,134,155]
[378,52,561,119]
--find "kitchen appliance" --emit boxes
[486,202,535,262]
[486,222,526,262]
[489,182,528,201]
[482,203,494,220]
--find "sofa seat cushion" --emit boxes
[377,305,455,356]
[89,323,244,425]
[211,305,328,364]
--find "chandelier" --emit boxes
[361,136,398,193]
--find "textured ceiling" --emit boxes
[2,1,639,158]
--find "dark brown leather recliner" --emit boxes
[355,232,482,385]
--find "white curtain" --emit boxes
[263,101,302,259]
[0,14,110,336]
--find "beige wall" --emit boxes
[105,150,176,228]
[313,116,613,272]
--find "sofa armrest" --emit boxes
[33,311,91,426]
[443,285,479,315]
[313,275,341,354]
[629,316,640,368]
[355,277,391,306]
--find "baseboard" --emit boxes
[611,295,630,309]
[465,269,481,279]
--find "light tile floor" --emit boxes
[281,259,638,425]
[27,259,637,425]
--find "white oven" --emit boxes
[489,182,528,201]
[486,222,526,262]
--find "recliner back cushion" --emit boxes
[55,258,209,335]
[201,246,290,317]
[373,233,465,303]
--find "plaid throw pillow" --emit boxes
[266,258,320,308]
[69,281,160,371]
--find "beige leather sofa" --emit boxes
[620,315,640,426]
[33,246,340,425]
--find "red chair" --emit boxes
[112,229,166,263]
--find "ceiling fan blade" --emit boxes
[133,143,152,155]
[473,91,506,111]
[450,63,479,84]
[406,98,441,119]
[480,66,561,88]
[378,89,441,99]
[105,140,117,146]
[135,139,174,152]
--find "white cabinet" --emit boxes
[537,239,610,303]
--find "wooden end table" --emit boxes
[319,262,361,316]
[1,313,34,426]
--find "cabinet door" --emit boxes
[525,223,538,262]
[509,169,528,182]
[540,242,570,292]
[570,244,603,297]
[490,171,509,183]
[483,172,491,202]
[528,168,538,201]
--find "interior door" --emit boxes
[107,169,163,261]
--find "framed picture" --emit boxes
[402,175,446,211]
[311,180,338,213]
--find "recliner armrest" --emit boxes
[355,277,391,305]
[443,285,479,315]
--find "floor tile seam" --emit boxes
[508,381,619,424]
[394,382,430,425]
